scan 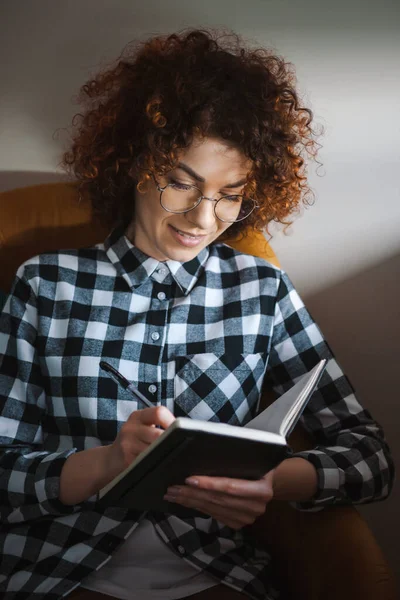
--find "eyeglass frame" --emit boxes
[153,178,259,223]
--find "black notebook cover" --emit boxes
[98,359,326,518]
[98,422,289,517]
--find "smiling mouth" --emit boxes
[171,225,207,239]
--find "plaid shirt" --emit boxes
[0,226,394,599]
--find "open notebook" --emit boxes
[98,359,326,517]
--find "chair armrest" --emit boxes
[251,500,397,600]
[252,386,397,599]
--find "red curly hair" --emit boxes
[61,28,322,240]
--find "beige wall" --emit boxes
[0,0,399,580]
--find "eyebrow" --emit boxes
[176,162,248,189]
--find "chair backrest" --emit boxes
[0,182,280,293]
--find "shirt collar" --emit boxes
[104,225,209,295]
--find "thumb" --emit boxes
[261,468,276,485]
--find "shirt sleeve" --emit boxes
[265,269,395,511]
[0,265,92,524]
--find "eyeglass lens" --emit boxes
[161,184,254,222]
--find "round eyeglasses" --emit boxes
[155,180,258,223]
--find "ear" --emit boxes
[136,179,151,195]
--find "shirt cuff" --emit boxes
[34,449,98,516]
[289,449,345,512]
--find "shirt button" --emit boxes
[157,292,166,301]
[158,268,167,276]
[177,545,186,555]
[151,331,160,341]
[148,384,157,394]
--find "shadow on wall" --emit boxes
[0,170,69,193]
[304,253,400,583]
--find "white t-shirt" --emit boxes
[81,517,218,599]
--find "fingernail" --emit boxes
[164,494,177,502]
[185,478,199,486]
[167,486,181,495]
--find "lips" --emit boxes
[171,226,206,239]
[169,225,208,248]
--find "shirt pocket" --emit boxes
[174,352,267,426]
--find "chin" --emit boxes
[163,244,205,263]
[168,249,200,262]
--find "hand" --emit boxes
[60,406,175,506]
[109,406,175,474]
[164,470,275,530]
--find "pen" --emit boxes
[99,360,154,409]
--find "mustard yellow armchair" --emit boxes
[0,182,397,600]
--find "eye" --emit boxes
[221,194,242,203]
[168,179,194,192]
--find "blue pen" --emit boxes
[100,361,154,409]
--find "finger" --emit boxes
[118,422,162,459]
[164,492,261,529]
[185,474,274,502]
[199,492,266,518]
[135,423,165,445]
[165,486,266,516]
[118,437,151,466]
[206,505,258,530]
[261,470,275,484]
[134,406,175,429]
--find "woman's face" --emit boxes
[126,137,252,263]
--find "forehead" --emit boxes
[176,137,252,179]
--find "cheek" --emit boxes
[137,195,165,225]
[217,222,234,237]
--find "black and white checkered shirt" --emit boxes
[0,226,394,599]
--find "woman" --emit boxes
[0,28,394,600]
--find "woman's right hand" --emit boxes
[60,406,175,505]
[108,406,176,473]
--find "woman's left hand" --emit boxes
[163,470,275,530]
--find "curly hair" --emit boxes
[61,28,323,240]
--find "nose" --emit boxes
[185,197,217,231]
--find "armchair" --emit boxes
[0,182,397,600]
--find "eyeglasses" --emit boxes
[155,179,258,223]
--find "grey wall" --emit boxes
[305,254,400,580]
[1,0,399,582]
